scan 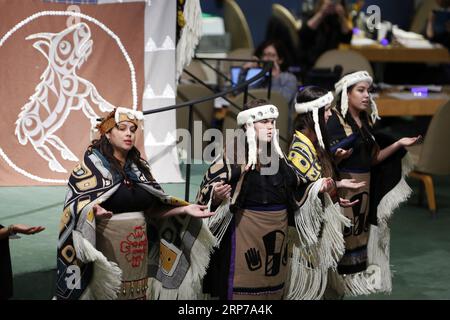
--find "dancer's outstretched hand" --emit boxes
[93,204,113,220]
[339,198,359,208]
[184,204,215,218]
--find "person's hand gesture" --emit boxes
[212,181,232,205]
[183,204,215,218]
[337,179,366,191]
[12,224,45,235]
[339,197,359,208]
[334,148,353,162]
[319,177,335,193]
[93,204,113,220]
[271,60,281,78]
[242,56,259,70]
[397,135,422,148]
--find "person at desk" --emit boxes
[298,0,353,74]
[241,39,298,105]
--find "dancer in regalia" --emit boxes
[326,71,420,297]
[196,99,335,300]
[56,107,215,300]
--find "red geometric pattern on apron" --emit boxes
[120,226,147,268]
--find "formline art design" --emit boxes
[0,10,138,183]
[15,23,115,173]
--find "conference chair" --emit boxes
[223,0,254,51]
[407,100,450,214]
[314,49,374,78]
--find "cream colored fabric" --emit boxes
[96,212,148,300]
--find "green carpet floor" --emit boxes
[1,164,449,300]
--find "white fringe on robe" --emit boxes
[328,154,414,296]
[285,179,351,300]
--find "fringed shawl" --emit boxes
[285,131,350,300]
[326,109,413,296]
[56,149,215,300]
[196,147,346,300]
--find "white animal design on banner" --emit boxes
[14,22,114,173]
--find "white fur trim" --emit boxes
[312,108,325,150]
[238,105,282,168]
[237,105,279,126]
[294,92,333,114]
[341,81,349,119]
[294,91,333,151]
[272,120,285,159]
[246,121,258,170]
[335,71,373,95]
[335,71,381,123]
[115,107,144,123]
[370,95,381,123]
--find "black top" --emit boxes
[203,159,299,299]
[327,111,377,173]
[298,14,353,70]
[242,168,292,208]
[0,224,13,300]
[102,183,156,214]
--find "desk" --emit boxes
[376,90,449,116]
[340,44,450,64]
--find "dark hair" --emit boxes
[335,83,373,126]
[253,40,291,72]
[89,134,153,181]
[293,86,336,178]
[243,98,268,110]
[315,0,348,14]
[335,84,374,151]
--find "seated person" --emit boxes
[238,39,298,105]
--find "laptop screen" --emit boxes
[230,67,268,88]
